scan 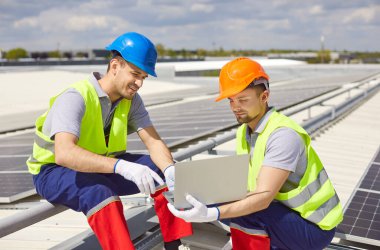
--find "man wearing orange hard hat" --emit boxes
[169,57,343,250]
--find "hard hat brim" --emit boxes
[215,83,248,102]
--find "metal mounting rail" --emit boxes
[285,74,380,117]
[302,81,379,134]
[0,202,67,238]
[0,77,379,239]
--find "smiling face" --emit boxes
[228,85,269,128]
[108,57,148,101]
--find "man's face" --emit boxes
[113,60,148,100]
[228,87,268,125]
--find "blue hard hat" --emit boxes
[105,32,158,77]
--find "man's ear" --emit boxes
[261,90,269,103]
[109,58,119,76]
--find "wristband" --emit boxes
[216,207,220,220]
[164,164,174,174]
[113,159,122,173]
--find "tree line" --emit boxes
[2,45,379,64]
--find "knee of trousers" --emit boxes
[79,184,119,216]
[231,213,267,230]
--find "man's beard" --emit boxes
[236,115,255,124]
[123,83,139,100]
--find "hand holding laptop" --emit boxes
[167,191,272,223]
[168,194,220,223]
[164,164,175,191]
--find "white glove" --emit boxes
[167,194,220,223]
[114,159,164,194]
[164,164,175,191]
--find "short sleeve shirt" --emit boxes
[246,108,307,192]
[42,72,152,139]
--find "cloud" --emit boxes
[65,16,124,32]
[343,5,378,24]
[190,3,214,13]
[13,17,38,28]
[263,19,291,31]
[12,7,129,33]
[309,5,324,15]
[1,0,379,51]
[77,0,111,10]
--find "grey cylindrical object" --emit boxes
[0,203,67,238]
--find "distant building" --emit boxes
[268,52,339,63]
[339,53,355,64]
[90,49,110,60]
[267,52,317,61]
[362,58,380,64]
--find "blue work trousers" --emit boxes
[228,201,336,250]
[33,153,160,215]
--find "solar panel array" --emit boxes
[0,75,342,203]
[336,146,380,246]
[0,173,35,203]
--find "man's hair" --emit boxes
[245,77,269,96]
[107,51,126,72]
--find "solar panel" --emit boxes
[374,153,380,164]
[0,146,31,155]
[337,190,380,245]
[0,157,29,171]
[0,137,33,145]
[336,147,380,247]
[359,163,380,192]
[0,173,35,203]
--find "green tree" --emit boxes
[76,51,88,58]
[48,50,61,58]
[156,43,166,58]
[196,48,206,58]
[180,48,188,58]
[167,49,177,58]
[5,48,28,60]
[317,50,331,63]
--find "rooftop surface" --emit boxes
[0,61,379,249]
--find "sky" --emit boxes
[0,0,379,52]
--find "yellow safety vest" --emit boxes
[26,79,131,174]
[236,111,343,230]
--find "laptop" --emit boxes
[163,154,249,209]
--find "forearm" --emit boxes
[219,166,290,219]
[56,143,117,173]
[218,191,272,219]
[147,140,174,172]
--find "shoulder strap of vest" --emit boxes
[236,124,249,154]
[259,111,310,145]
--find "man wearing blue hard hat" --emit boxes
[27,32,192,250]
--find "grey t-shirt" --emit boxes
[42,72,152,139]
[246,108,307,192]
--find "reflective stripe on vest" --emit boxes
[236,111,343,230]
[34,134,55,153]
[26,79,131,174]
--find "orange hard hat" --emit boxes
[215,57,269,101]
